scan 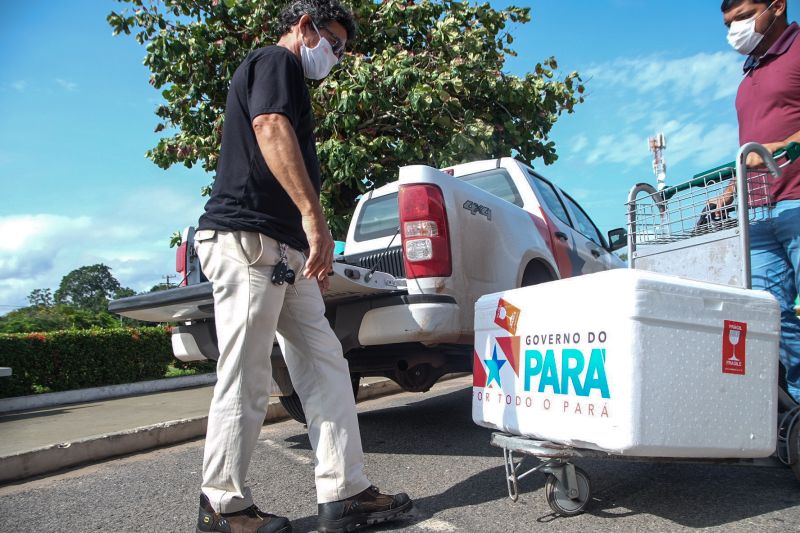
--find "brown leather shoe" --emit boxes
[196,493,292,533]
[317,485,412,532]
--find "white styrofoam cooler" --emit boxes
[472,269,781,458]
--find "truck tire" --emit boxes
[279,375,361,425]
[522,260,555,287]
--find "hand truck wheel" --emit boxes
[790,418,800,484]
[544,465,592,516]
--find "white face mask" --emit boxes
[300,21,339,80]
[727,2,775,55]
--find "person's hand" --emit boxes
[301,211,334,282]
[709,189,734,209]
[745,141,787,168]
[708,187,735,219]
[317,275,330,293]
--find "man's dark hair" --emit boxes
[278,0,357,41]
[721,0,769,11]
[720,0,787,18]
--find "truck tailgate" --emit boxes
[108,282,214,322]
[109,263,404,322]
[325,262,405,303]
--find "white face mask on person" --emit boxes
[727,1,776,55]
[300,21,339,80]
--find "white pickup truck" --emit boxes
[110,157,626,422]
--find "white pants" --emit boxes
[195,230,371,513]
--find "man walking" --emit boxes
[716,0,800,400]
[193,1,412,532]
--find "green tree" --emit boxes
[54,264,133,312]
[109,0,583,237]
[0,305,119,333]
[116,287,137,298]
[27,288,54,308]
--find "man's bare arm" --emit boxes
[745,129,800,168]
[710,130,800,209]
[252,113,333,282]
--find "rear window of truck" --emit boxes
[354,192,399,241]
[459,169,523,207]
[354,168,522,242]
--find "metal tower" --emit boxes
[649,133,667,190]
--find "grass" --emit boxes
[24,364,213,395]
[164,364,203,378]
[164,361,216,379]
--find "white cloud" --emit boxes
[662,121,739,168]
[571,135,589,154]
[564,49,743,181]
[584,131,649,166]
[585,51,742,105]
[580,119,739,172]
[11,80,27,92]
[55,78,78,91]
[0,214,91,253]
[0,186,206,314]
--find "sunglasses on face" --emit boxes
[310,20,346,60]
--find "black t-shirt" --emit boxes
[198,46,320,251]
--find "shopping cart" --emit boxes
[628,141,799,289]
[488,142,800,516]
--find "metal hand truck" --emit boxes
[489,142,800,516]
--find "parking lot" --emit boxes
[1,376,799,532]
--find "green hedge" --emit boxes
[0,327,213,399]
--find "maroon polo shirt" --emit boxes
[736,22,800,203]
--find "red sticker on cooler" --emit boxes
[494,298,521,335]
[722,320,747,375]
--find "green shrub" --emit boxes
[0,327,212,399]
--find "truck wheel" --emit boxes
[278,394,307,425]
[789,423,800,483]
[279,375,361,425]
[522,260,554,287]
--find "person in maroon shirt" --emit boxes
[717,0,800,401]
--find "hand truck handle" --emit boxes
[738,142,782,179]
[734,142,782,289]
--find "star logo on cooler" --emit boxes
[494,298,521,334]
[484,346,506,387]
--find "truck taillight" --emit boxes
[404,220,439,238]
[176,242,188,286]
[399,184,452,278]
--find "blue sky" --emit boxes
[1,0,797,313]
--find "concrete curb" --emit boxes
[0,375,468,484]
[0,373,218,414]
[0,417,211,484]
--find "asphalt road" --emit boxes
[2,377,800,532]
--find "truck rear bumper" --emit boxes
[358,300,462,345]
[171,322,219,362]
[172,330,213,362]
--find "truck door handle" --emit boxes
[590,249,601,258]
[554,231,568,242]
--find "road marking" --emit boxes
[261,438,313,465]
[416,517,458,531]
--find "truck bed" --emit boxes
[109,261,405,323]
